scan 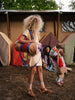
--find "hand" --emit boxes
[31,39,37,43]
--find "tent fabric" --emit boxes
[40,32,50,43]
[60,33,75,65]
[41,32,59,48]
[12,33,25,67]
[0,32,13,66]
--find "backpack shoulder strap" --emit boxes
[29,30,34,39]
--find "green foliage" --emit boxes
[69,0,75,10]
[0,0,58,10]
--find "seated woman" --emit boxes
[43,46,55,71]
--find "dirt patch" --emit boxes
[0,65,75,100]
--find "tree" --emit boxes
[0,0,58,10]
[58,1,64,10]
[0,0,20,10]
[69,0,75,10]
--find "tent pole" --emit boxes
[6,12,10,38]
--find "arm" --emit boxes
[44,55,48,65]
[19,35,36,44]
[49,57,54,65]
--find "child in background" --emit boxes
[50,45,67,86]
[59,49,72,72]
[56,50,67,86]
[19,15,52,97]
[44,46,55,71]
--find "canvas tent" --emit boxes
[59,33,75,65]
[40,32,59,58]
[0,32,13,66]
[41,32,59,49]
[12,33,28,67]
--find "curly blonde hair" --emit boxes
[23,15,44,38]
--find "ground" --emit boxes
[0,65,75,100]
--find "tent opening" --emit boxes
[73,47,75,63]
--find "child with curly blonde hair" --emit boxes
[19,15,52,97]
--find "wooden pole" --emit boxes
[54,18,56,36]
[57,13,60,39]
[6,12,10,38]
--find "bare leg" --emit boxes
[27,67,36,97]
[37,66,45,89]
[37,66,52,93]
[28,67,36,90]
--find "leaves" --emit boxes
[69,0,75,10]
[0,0,58,10]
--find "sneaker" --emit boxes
[57,82,62,86]
[60,81,64,84]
